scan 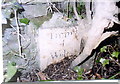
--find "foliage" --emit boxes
[111,51,120,58]
[99,58,109,67]
[4,62,17,82]
[77,2,85,13]
[20,18,30,25]
[74,66,84,80]
[77,2,85,18]
[98,44,120,79]
[100,46,107,53]
[66,1,85,19]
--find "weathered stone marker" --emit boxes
[37,26,82,71]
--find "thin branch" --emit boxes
[10,24,26,40]
[14,9,23,58]
[73,0,81,21]
[46,1,61,13]
[108,71,120,79]
[85,0,92,22]
[109,57,120,67]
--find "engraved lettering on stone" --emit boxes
[65,33,66,38]
[55,34,57,38]
[51,33,53,39]
[37,26,81,70]
[67,32,69,36]
[59,34,61,38]
[64,50,66,57]
[51,54,54,59]
[55,52,57,58]
[62,40,64,46]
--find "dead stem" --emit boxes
[14,9,23,58]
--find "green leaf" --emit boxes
[74,66,80,73]
[19,18,30,24]
[100,46,107,53]
[5,62,17,82]
[77,76,83,80]
[78,68,84,75]
[75,67,84,80]
[96,59,100,63]
[100,58,109,67]
[74,66,84,75]
[11,62,16,66]
[111,52,120,58]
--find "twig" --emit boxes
[108,71,120,79]
[10,24,26,40]
[46,0,61,13]
[83,73,88,79]
[73,0,81,21]
[24,0,35,4]
[67,0,70,18]
[107,47,120,67]
[107,45,115,52]
[109,57,120,67]
[50,69,59,78]
[33,70,41,81]
[10,24,32,50]
[18,49,37,68]
[14,9,23,58]
[52,3,61,13]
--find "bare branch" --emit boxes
[73,0,81,21]
[14,9,23,58]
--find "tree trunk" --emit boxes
[70,0,119,68]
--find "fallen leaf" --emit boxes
[95,73,102,79]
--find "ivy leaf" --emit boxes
[74,66,80,73]
[111,52,120,58]
[5,62,17,82]
[19,18,30,25]
[78,68,84,75]
[100,58,109,67]
[74,66,84,80]
[74,66,84,75]
[100,46,107,53]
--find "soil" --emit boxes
[43,55,78,80]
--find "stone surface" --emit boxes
[35,12,94,71]
[37,26,82,71]
[23,4,47,18]
[2,22,39,72]
[1,13,7,24]
[41,12,77,28]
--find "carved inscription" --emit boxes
[37,26,81,70]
